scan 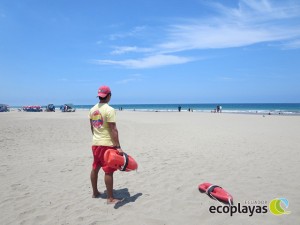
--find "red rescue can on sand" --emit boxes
[199,182,233,205]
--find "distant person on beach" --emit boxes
[178,105,182,112]
[89,85,123,204]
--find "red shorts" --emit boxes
[92,146,117,174]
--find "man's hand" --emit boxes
[116,147,124,155]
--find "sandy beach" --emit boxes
[0,110,299,225]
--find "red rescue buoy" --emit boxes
[104,149,138,172]
[198,182,233,205]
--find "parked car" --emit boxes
[60,104,76,112]
[0,104,9,112]
[45,104,55,112]
[22,106,43,112]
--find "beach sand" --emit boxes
[0,111,299,225]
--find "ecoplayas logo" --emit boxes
[209,198,291,216]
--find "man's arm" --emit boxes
[108,122,123,154]
[90,119,94,135]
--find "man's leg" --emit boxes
[90,166,101,198]
[104,173,120,203]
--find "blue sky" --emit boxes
[1,0,300,105]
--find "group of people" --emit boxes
[212,105,222,113]
[178,105,193,112]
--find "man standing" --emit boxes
[89,85,123,204]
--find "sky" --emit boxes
[0,0,300,105]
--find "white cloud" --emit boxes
[95,0,300,69]
[109,26,146,40]
[218,76,233,80]
[158,24,289,52]
[159,0,300,53]
[95,54,195,69]
[117,74,143,84]
[111,46,152,55]
[281,39,300,49]
[241,0,273,12]
[209,0,300,22]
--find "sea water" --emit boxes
[73,103,300,115]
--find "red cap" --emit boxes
[97,85,111,98]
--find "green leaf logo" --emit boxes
[269,198,291,216]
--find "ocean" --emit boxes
[72,103,300,115]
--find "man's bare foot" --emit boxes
[107,198,122,204]
[92,191,101,198]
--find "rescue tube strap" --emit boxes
[120,153,129,171]
[206,185,221,197]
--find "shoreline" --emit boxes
[5,107,300,116]
[3,102,299,116]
